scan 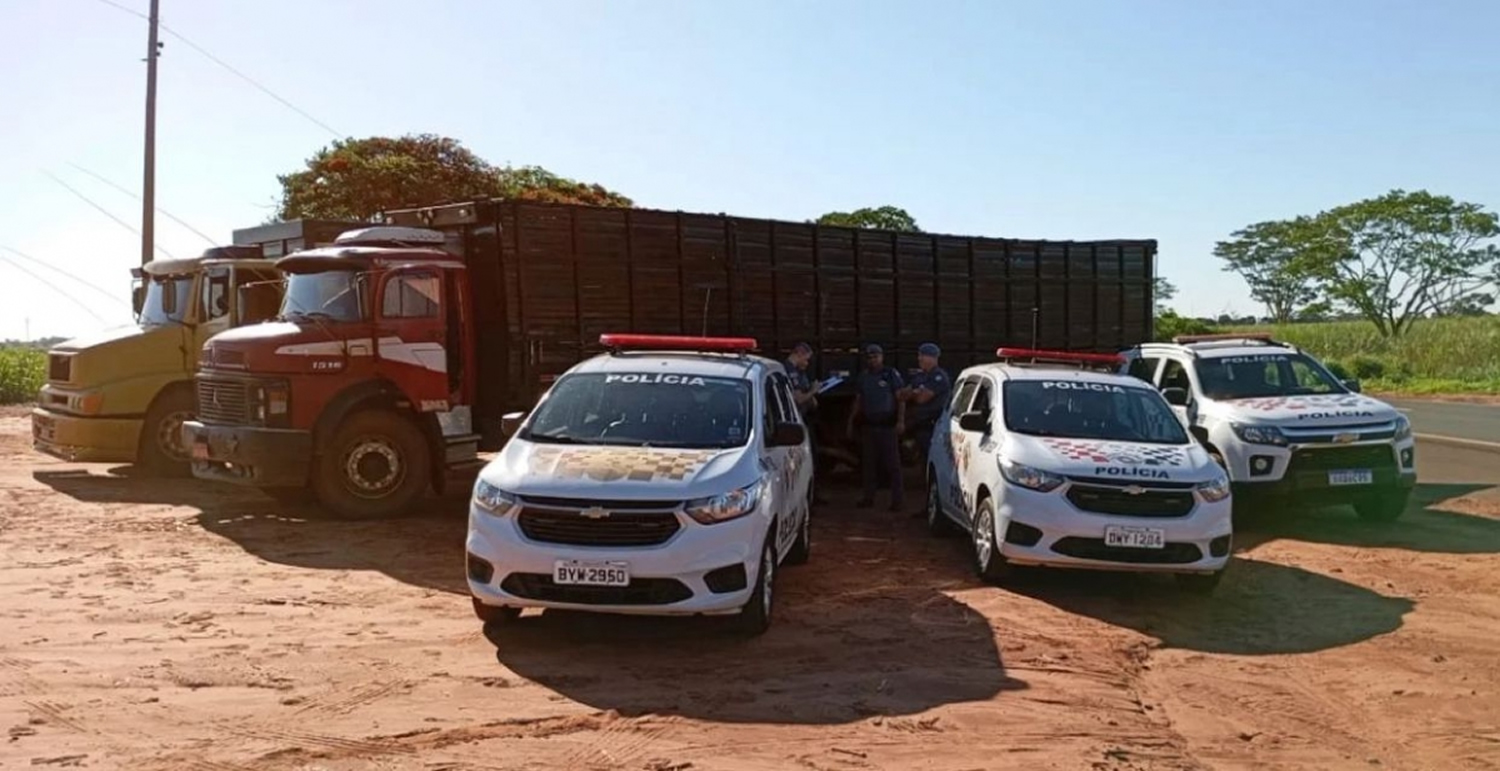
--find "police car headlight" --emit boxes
[686,481,763,525]
[1196,474,1231,503]
[472,479,521,517]
[1231,423,1288,447]
[998,457,1064,493]
[1393,415,1412,441]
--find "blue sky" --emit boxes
[1,0,1496,340]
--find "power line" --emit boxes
[0,253,110,324]
[41,169,176,259]
[89,0,342,138]
[0,246,131,308]
[66,162,218,246]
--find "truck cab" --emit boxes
[183,226,481,517]
[32,247,284,473]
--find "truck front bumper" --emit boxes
[182,420,312,488]
[31,408,141,464]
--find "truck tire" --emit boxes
[1355,492,1410,523]
[312,410,431,519]
[137,387,195,477]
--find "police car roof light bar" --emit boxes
[599,333,758,355]
[1172,332,1276,345]
[996,347,1126,367]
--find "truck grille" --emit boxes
[500,573,693,605]
[517,506,682,547]
[48,354,71,383]
[1290,444,1397,471]
[1051,537,1204,564]
[1066,484,1196,517]
[196,379,251,425]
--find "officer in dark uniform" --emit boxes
[784,342,825,504]
[847,343,905,511]
[900,342,951,512]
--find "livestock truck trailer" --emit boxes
[183,199,1157,518]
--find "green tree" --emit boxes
[814,205,921,231]
[276,134,632,220]
[1213,218,1324,325]
[1305,190,1500,337]
[1153,276,1178,315]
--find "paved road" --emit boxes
[1388,399,1500,445]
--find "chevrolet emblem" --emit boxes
[1122,485,1146,495]
[579,506,610,520]
[1332,432,1358,444]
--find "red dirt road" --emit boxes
[1,411,1497,770]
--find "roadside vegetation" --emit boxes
[0,346,45,405]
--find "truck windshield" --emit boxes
[1194,353,1344,400]
[281,270,365,323]
[139,274,195,325]
[1002,381,1189,445]
[522,373,753,449]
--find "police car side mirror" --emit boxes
[1342,379,1362,393]
[1161,387,1190,407]
[958,411,989,433]
[500,411,527,437]
[769,421,806,448]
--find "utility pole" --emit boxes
[141,0,161,266]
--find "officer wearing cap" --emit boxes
[785,342,825,504]
[846,343,905,511]
[900,343,951,498]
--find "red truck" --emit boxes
[183,200,1157,518]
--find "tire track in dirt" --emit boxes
[559,712,670,768]
[292,677,413,716]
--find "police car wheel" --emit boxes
[785,504,812,566]
[972,497,1011,584]
[733,538,776,636]
[1176,570,1223,595]
[927,477,957,536]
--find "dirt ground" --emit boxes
[3,408,1499,771]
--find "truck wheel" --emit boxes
[1355,492,1410,523]
[137,388,195,477]
[313,410,431,519]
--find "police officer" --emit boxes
[847,343,905,511]
[900,342,951,512]
[785,342,825,504]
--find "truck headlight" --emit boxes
[1231,423,1288,447]
[473,479,521,517]
[686,481,763,525]
[1196,474,1231,503]
[1393,415,1412,441]
[248,380,291,425]
[999,457,1064,493]
[69,390,105,416]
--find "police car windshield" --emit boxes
[522,372,753,449]
[1003,380,1189,445]
[1194,353,1344,400]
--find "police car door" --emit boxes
[763,372,803,558]
[960,377,998,524]
[1156,358,1197,431]
[937,376,980,517]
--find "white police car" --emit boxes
[466,334,814,635]
[925,348,1233,592]
[1120,334,1416,521]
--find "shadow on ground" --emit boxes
[1238,483,1500,555]
[489,504,1025,725]
[1009,556,1414,656]
[32,466,470,595]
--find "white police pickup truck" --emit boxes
[925,348,1233,593]
[466,334,814,636]
[1120,334,1416,521]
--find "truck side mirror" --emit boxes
[958,411,990,433]
[769,421,806,448]
[500,411,527,437]
[1342,379,1362,393]
[1161,387,1190,407]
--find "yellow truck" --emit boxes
[31,220,356,474]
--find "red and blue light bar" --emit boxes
[600,333,758,353]
[996,347,1125,366]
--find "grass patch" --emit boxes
[0,347,46,405]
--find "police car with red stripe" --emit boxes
[925,348,1233,592]
[466,334,814,635]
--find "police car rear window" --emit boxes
[522,373,753,449]
[1001,380,1188,445]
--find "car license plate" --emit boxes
[1104,526,1165,550]
[1328,469,1373,486]
[192,441,210,460]
[553,560,630,586]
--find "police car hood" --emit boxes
[1007,434,1219,484]
[1205,393,1400,428]
[486,439,754,502]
